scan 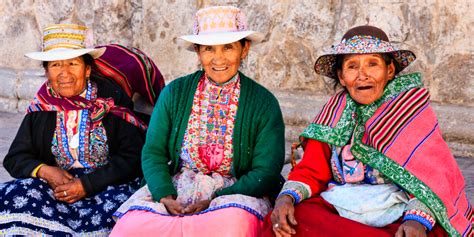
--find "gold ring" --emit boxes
[63,191,67,197]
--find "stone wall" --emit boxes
[0,0,473,157]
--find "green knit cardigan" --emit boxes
[142,70,285,202]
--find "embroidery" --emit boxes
[180,74,240,175]
[279,181,312,203]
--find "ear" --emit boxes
[194,44,202,61]
[241,41,251,59]
[387,62,396,80]
[337,69,346,87]
[85,65,92,78]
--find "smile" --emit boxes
[212,66,229,71]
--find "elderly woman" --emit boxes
[265,25,473,237]
[110,6,285,237]
[0,24,146,236]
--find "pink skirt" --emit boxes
[111,207,263,237]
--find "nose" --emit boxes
[358,65,369,80]
[212,49,225,64]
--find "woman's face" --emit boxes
[196,41,250,84]
[337,54,395,105]
[46,56,91,97]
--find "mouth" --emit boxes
[212,66,229,71]
[356,85,374,90]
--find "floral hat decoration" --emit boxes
[314,25,416,80]
[25,23,105,61]
[180,5,264,51]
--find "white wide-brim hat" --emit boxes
[25,23,106,61]
[180,6,264,51]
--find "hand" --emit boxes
[160,195,185,215]
[37,165,74,189]
[53,178,86,203]
[271,195,298,237]
[183,199,211,214]
[395,220,427,237]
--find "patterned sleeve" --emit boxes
[278,181,312,204]
[403,197,436,231]
[280,139,332,203]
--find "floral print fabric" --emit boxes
[0,169,140,236]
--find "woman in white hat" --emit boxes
[265,25,472,237]
[0,24,146,235]
[111,6,285,237]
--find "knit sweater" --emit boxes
[142,70,285,202]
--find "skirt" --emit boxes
[111,169,271,237]
[0,169,140,236]
[261,196,448,237]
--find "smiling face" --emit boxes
[337,54,395,105]
[196,40,250,84]
[46,56,91,97]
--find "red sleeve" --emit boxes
[288,139,332,196]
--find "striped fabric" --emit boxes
[94,44,165,106]
[27,81,147,131]
[301,73,473,236]
[363,88,430,153]
[312,90,347,128]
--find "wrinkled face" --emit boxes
[337,54,395,105]
[46,57,91,98]
[196,41,250,84]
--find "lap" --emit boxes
[262,196,448,237]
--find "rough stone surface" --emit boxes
[0,1,472,104]
[0,68,18,99]
[0,1,472,157]
[17,69,45,100]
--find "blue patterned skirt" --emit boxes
[0,169,140,236]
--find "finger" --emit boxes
[62,170,74,179]
[394,226,404,237]
[287,207,298,226]
[274,226,292,237]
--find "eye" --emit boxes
[49,62,60,67]
[346,63,357,69]
[368,61,379,67]
[224,44,233,50]
[203,46,213,52]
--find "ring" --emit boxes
[274,223,279,228]
[63,191,67,197]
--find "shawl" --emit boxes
[94,44,165,106]
[301,73,473,237]
[27,80,147,131]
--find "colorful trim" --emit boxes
[404,209,436,230]
[114,202,266,221]
[279,181,312,203]
[301,73,468,236]
[314,35,416,80]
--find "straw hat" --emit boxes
[314,25,416,80]
[180,6,264,51]
[25,23,105,61]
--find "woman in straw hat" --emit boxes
[264,25,473,237]
[111,5,285,236]
[0,24,146,235]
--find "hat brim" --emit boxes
[179,31,264,51]
[25,47,106,61]
[314,50,417,80]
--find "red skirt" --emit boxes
[262,196,448,237]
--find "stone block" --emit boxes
[17,99,31,113]
[0,98,18,112]
[17,69,45,100]
[0,68,18,99]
